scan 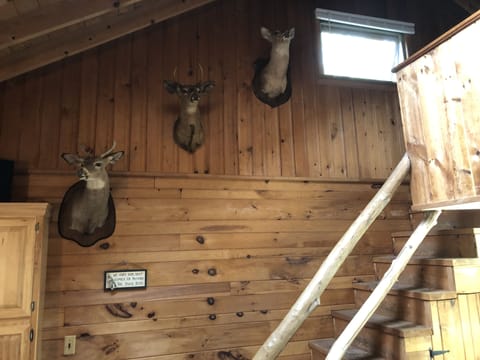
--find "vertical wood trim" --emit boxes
[278,99,295,177]
[221,0,238,175]
[195,7,210,174]
[57,58,81,171]
[302,0,321,178]
[383,90,405,174]
[129,30,148,172]
[352,89,374,179]
[176,13,196,174]
[18,73,43,168]
[429,301,445,359]
[95,43,116,160]
[287,0,308,177]
[468,294,480,358]
[161,19,179,173]
[264,106,281,177]
[438,298,466,359]
[112,35,133,172]
[38,68,61,169]
[145,28,164,172]
[458,295,475,359]
[371,89,388,178]
[77,49,99,151]
[0,79,24,162]
[339,88,360,178]
[236,0,253,176]
[206,3,224,175]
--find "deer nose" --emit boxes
[190,93,200,102]
[77,168,88,180]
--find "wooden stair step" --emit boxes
[332,309,432,358]
[391,228,480,258]
[309,338,384,360]
[373,256,480,292]
[353,281,456,327]
[353,281,457,301]
[332,309,432,338]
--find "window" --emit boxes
[316,8,415,82]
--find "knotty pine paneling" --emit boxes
[12,173,412,359]
[0,0,406,180]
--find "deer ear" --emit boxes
[61,153,82,166]
[163,80,178,94]
[108,151,124,164]
[288,28,295,39]
[201,81,215,93]
[260,27,272,42]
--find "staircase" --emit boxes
[309,228,480,360]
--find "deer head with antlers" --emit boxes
[252,27,295,108]
[163,66,215,153]
[58,142,124,246]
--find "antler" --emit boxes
[198,63,204,82]
[172,67,177,82]
[100,141,117,158]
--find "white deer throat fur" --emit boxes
[85,178,107,190]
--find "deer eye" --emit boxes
[94,162,102,167]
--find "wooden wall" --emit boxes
[0,1,472,359]
[11,173,413,359]
[0,0,411,180]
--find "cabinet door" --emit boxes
[0,219,37,360]
[0,319,31,360]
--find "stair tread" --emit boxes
[332,309,432,337]
[391,228,480,237]
[373,255,480,266]
[309,338,384,359]
[392,227,480,237]
[353,280,457,300]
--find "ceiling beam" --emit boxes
[0,0,216,82]
[453,0,480,13]
[0,0,144,51]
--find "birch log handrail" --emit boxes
[326,210,441,359]
[252,153,411,360]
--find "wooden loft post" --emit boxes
[393,10,480,211]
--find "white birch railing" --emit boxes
[253,153,412,360]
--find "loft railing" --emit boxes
[253,153,442,360]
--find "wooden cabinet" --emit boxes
[0,204,50,360]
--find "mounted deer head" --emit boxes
[164,67,215,153]
[252,27,295,107]
[58,142,124,246]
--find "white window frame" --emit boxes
[315,8,415,83]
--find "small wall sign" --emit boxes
[104,269,147,291]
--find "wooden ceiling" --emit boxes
[0,0,477,83]
[0,0,216,82]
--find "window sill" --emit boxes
[317,74,398,91]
